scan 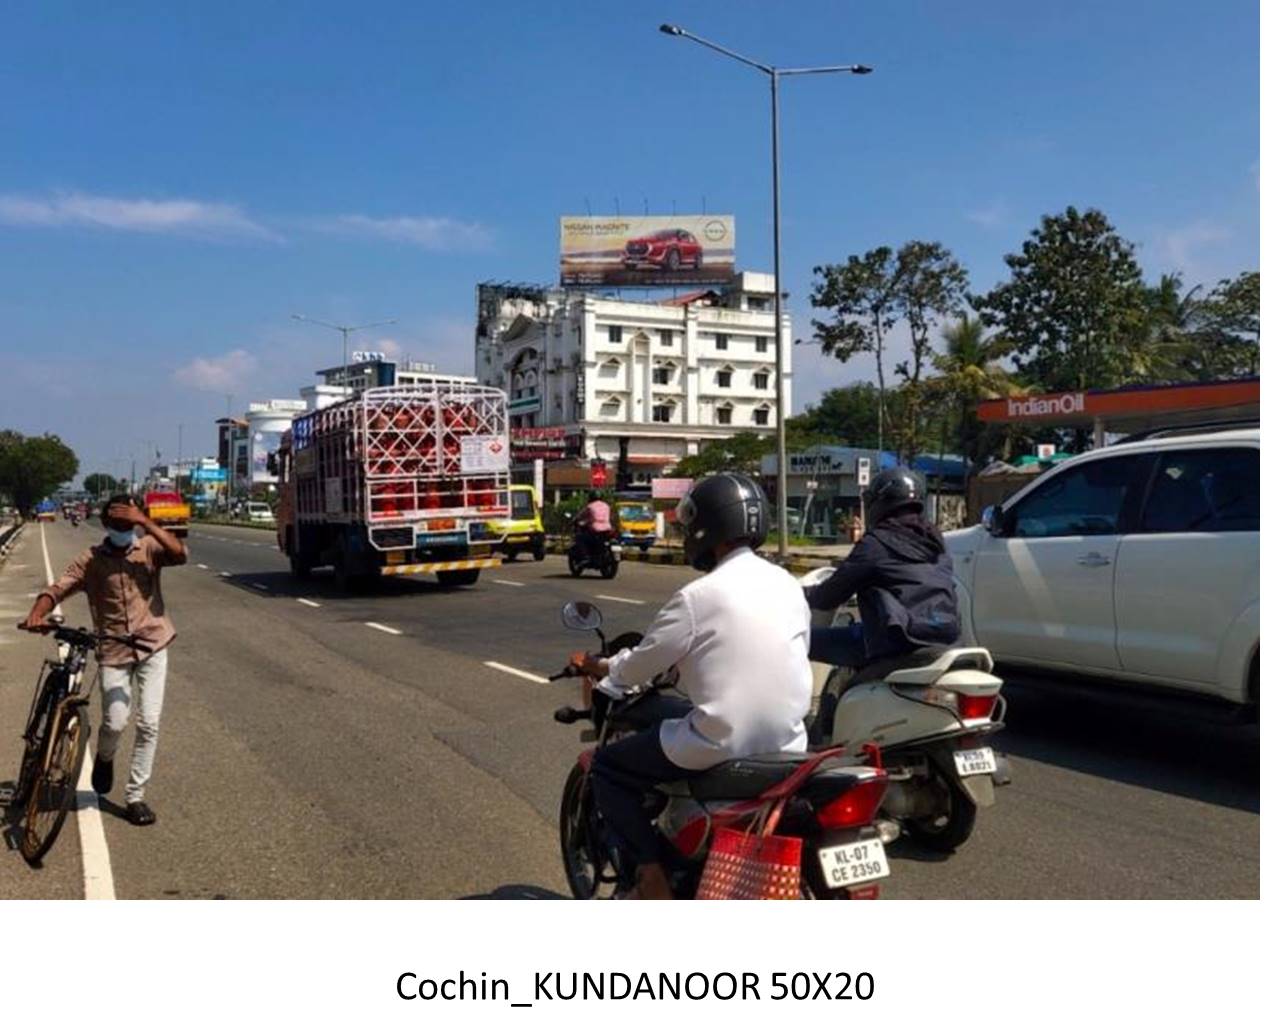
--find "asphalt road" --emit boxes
[1,519,1258,899]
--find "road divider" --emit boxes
[483,661,549,685]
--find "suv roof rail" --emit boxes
[1114,419,1260,444]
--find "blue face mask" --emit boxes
[107,527,136,549]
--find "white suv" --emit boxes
[946,428,1258,708]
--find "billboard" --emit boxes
[560,215,735,287]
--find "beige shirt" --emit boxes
[43,534,185,666]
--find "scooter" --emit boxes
[801,567,1010,852]
[566,526,621,579]
[549,600,892,899]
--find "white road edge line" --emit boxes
[250,582,269,591]
[483,661,549,685]
[296,598,321,608]
[40,524,116,901]
[365,621,402,635]
[492,579,526,587]
[196,563,208,570]
[219,571,231,577]
[597,594,646,606]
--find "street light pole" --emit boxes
[658,24,872,559]
[290,314,398,384]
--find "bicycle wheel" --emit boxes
[21,702,89,865]
[11,670,61,810]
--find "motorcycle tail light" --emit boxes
[815,776,887,830]
[958,693,997,720]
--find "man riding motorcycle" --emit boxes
[572,473,813,900]
[573,490,614,560]
[803,466,961,734]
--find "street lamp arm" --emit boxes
[659,24,772,74]
[348,319,398,334]
[779,64,874,76]
[291,314,347,334]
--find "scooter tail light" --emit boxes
[958,693,997,720]
[815,776,888,830]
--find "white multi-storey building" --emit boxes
[475,272,791,482]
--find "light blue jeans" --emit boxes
[98,648,168,804]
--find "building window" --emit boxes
[748,296,769,311]
[653,364,674,386]
[753,371,769,390]
[753,406,770,426]
[714,333,728,351]
[755,336,768,353]
[600,396,621,418]
[607,324,623,343]
[716,405,733,426]
[652,403,674,423]
[599,358,621,378]
[716,369,732,389]
[659,329,673,348]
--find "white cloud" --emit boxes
[319,214,492,250]
[965,199,1008,230]
[173,348,259,391]
[1151,219,1233,278]
[0,191,278,240]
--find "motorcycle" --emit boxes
[549,600,892,899]
[567,526,621,579]
[802,567,1010,852]
[69,515,80,528]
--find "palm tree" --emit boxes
[925,316,1021,467]
[1126,272,1205,383]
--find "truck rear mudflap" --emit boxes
[379,557,501,576]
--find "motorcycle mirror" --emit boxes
[561,600,604,632]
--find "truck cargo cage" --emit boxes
[290,381,511,525]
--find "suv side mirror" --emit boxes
[982,505,1005,537]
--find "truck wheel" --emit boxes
[437,569,480,588]
[289,553,312,579]
[506,549,519,562]
[333,552,353,594]
[533,541,546,562]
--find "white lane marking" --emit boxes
[365,621,402,635]
[597,594,646,606]
[219,571,232,577]
[196,563,208,570]
[484,661,549,684]
[297,598,321,608]
[493,578,526,587]
[250,582,269,591]
[41,524,115,901]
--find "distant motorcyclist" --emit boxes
[573,490,613,559]
[572,474,812,899]
[804,466,960,673]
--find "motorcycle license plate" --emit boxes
[953,747,997,777]
[818,837,889,889]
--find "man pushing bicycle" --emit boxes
[20,493,187,826]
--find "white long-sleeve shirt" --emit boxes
[602,547,812,770]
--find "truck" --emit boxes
[143,487,191,538]
[275,381,511,590]
[615,492,657,554]
[34,499,56,522]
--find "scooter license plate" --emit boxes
[818,837,890,889]
[953,747,997,777]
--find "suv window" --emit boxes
[1008,454,1141,538]
[1139,447,1259,533]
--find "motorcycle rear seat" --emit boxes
[688,753,859,801]
[843,646,950,690]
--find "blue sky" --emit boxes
[0,0,1258,483]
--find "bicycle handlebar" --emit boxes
[48,625,146,651]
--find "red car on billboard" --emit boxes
[622,228,703,272]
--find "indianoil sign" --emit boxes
[977,380,1259,424]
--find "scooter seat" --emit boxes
[689,754,808,800]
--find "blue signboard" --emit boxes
[191,468,228,481]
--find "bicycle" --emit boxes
[10,624,144,864]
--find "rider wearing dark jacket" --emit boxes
[804,466,960,670]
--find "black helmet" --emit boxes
[676,473,769,572]
[864,465,926,525]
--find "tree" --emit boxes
[0,430,79,513]
[672,432,772,479]
[971,207,1150,393]
[83,472,120,497]
[891,241,970,459]
[810,248,901,449]
[922,316,1023,466]
[787,382,888,449]
[1197,271,1259,378]
[1134,271,1260,382]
